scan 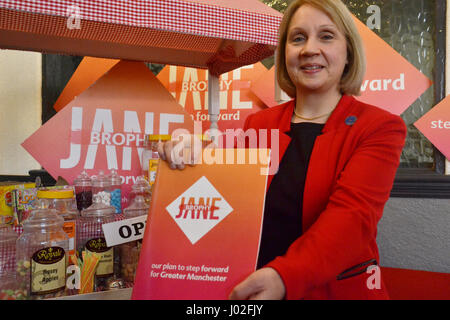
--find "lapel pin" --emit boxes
[345,115,357,126]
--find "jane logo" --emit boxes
[166,176,233,244]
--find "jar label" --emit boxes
[148,159,159,186]
[31,247,66,295]
[85,237,114,277]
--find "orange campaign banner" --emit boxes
[53,57,120,112]
[22,60,194,208]
[414,95,450,160]
[250,17,432,116]
[157,63,268,131]
[132,149,269,300]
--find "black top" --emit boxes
[257,122,324,268]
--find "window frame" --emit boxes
[390,0,450,199]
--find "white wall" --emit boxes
[0,50,42,175]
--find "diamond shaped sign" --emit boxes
[414,95,450,160]
[166,176,233,245]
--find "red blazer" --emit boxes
[243,95,406,300]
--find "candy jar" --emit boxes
[0,217,26,300]
[141,134,171,188]
[108,170,122,214]
[120,195,149,284]
[129,175,152,206]
[16,207,69,299]
[73,170,92,211]
[37,189,79,259]
[91,170,111,206]
[78,197,118,291]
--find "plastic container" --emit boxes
[0,217,25,300]
[78,199,119,291]
[141,134,171,188]
[37,189,79,258]
[129,175,152,206]
[73,170,92,211]
[120,195,149,284]
[108,170,122,214]
[91,170,111,206]
[16,208,69,299]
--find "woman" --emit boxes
[161,0,406,300]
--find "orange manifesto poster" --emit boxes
[157,63,268,131]
[22,60,194,208]
[132,148,270,300]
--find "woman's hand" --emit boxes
[157,134,203,170]
[228,267,286,300]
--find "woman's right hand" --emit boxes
[157,134,202,170]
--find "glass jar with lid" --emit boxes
[108,170,122,214]
[120,195,149,284]
[78,198,119,291]
[141,134,171,188]
[0,216,26,300]
[129,175,152,206]
[91,170,112,206]
[73,170,92,211]
[16,208,69,299]
[37,188,79,259]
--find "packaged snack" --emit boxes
[0,182,35,221]
[11,187,38,225]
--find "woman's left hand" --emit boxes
[228,267,286,300]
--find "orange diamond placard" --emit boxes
[414,95,450,160]
[250,16,432,115]
[353,18,432,115]
[157,63,267,131]
[22,60,194,208]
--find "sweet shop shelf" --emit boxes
[51,287,132,300]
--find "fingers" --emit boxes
[228,268,286,300]
[157,135,204,170]
[228,274,263,300]
[157,141,166,161]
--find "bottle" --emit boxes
[78,197,118,291]
[91,170,112,206]
[0,216,25,300]
[36,188,79,258]
[120,195,149,284]
[73,170,92,211]
[129,175,152,206]
[16,207,69,299]
[141,134,171,189]
[108,170,122,214]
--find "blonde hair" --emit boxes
[276,0,366,97]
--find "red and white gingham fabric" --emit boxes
[0,0,280,45]
[0,215,125,273]
[0,0,282,74]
